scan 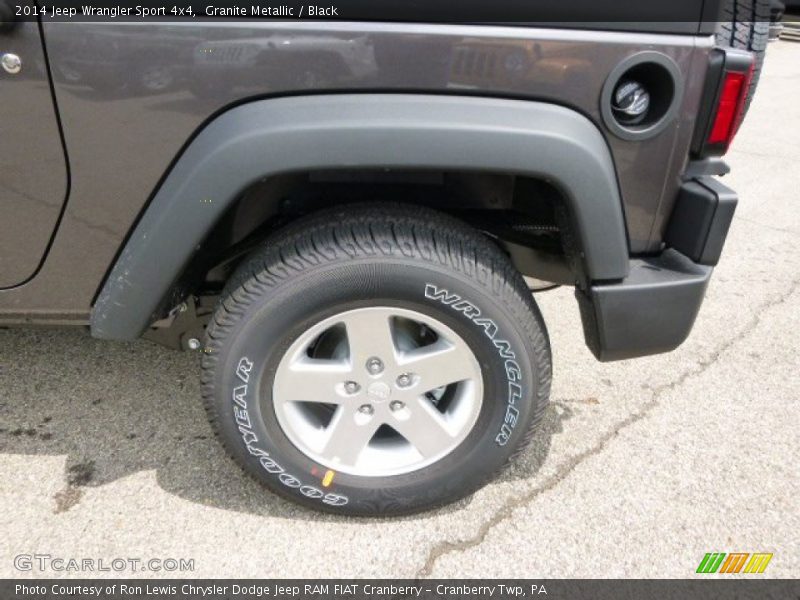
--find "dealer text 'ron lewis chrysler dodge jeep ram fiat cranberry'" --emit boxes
[0,0,770,514]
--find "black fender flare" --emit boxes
[92,94,629,340]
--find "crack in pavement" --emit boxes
[415,277,800,578]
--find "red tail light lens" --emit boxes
[706,65,754,151]
[691,49,755,158]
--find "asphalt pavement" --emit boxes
[1,41,798,579]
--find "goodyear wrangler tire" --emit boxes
[201,204,551,515]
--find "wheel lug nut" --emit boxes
[344,381,360,394]
[396,373,413,388]
[358,404,374,415]
[366,357,384,375]
[390,401,405,412]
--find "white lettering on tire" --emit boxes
[230,357,348,506]
[424,284,523,446]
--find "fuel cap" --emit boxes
[1,53,22,75]
[612,80,650,125]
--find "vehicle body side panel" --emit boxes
[0,19,68,288]
[0,22,710,321]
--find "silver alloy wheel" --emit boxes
[272,307,484,477]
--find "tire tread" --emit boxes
[715,0,770,115]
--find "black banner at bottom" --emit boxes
[3,579,799,600]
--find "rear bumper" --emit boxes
[578,176,737,361]
[577,250,712,361]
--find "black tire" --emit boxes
[716,0,771,115]
[201,204,552,516]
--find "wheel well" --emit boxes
[92,94,628,343]
[176,169,575,305]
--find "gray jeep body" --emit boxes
[0,2,742,361]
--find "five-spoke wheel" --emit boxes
[272,307,484,476]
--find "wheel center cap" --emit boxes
[366,381,391,402]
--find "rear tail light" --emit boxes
[706,67,753,147]
[692,49,755,158]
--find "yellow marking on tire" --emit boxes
[322,470,335,487]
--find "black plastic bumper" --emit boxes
[578,176,737,362]
[665,177,737,266]
[577,250,712,361]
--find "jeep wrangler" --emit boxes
[0,0,768,515]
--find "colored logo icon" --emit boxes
[696,552,773,574]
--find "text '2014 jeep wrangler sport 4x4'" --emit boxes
[0,0,769,515]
